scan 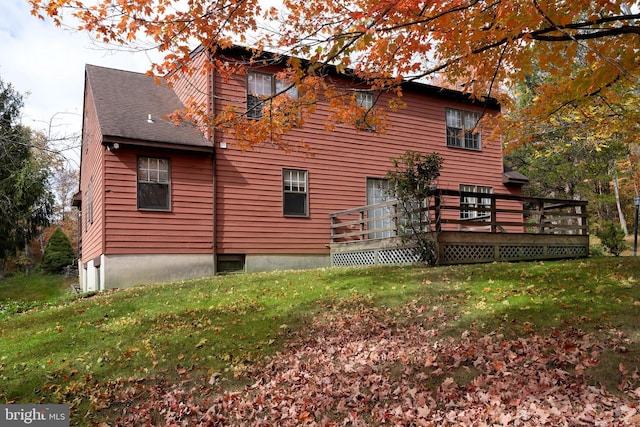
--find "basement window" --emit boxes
[217,254,246,274]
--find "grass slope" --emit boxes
[1,257,639,425]
[0,272,72,316]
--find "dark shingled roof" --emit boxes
[85,64,211,149]
[214,45,501,110]
[503,165,530,187]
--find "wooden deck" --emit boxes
[329,189,589,266]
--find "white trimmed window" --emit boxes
[283,169,308,216]
[247,71,298,119]
[355,91,373,109]
[460,184,492,220]
[355,91,375,130]
[138,157,171,211]
[446,108,481,149]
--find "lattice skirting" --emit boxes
[332,247,420,267]
[499,245,545,259]
[441,244,588,264]
[331,234,589,267]
[547,245,589,257]
[443,245,494,262]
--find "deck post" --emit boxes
[393,200,399,236]
[330,215,336,241]
[538,199,545,234]
[490,194,497,233]
[434,192,442,233]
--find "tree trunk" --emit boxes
[24,238,31,274]
[613,174,629,236]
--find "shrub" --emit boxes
[595,221,627,256]
[386,150,443,265]
[589,244,605,257]
[41,228,76,273]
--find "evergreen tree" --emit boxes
[0,76,54,267]
[41,228,76,274]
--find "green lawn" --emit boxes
[1,257,639,425]
[0,272,73,316]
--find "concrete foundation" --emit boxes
[81,256,105,292]
[82,253,215,291]
[78,253,331,290]
[245,254,331,273]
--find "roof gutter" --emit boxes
[101,136,214,154]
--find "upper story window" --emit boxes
[247,71,298,120]
[283,169,308,217]
[138,157,171,211]
[355,91,373,109]
[355,91,375,131]
[446,108,481,150]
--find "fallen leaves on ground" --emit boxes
[101,302,640,426]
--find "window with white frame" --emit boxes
[283,169,308,216]
[366,178,393,239]
[247,71,298,120]
[446,108,481,149]
[138,157,171,211]
[355,91,375,130]
[460,184,492,220]
[355,91,373,109]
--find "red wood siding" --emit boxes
[502,187,526,233]
[103,148,214,254]
[79,83,106,262]
[213,66,512,255]
[172,49,211,136]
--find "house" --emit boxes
[76,46,528,291]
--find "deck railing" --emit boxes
[330,189,588,243]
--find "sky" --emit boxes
[0,0,159,167]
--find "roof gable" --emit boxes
[85,64,211,149]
